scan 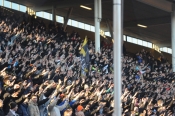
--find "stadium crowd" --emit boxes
[0,9,175,116]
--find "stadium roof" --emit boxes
[6,0,175,47]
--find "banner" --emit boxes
[80,37,89,77]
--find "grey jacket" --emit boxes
[6,110,19,116]
[28,100,40,116]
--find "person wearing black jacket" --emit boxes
[0,99,5,116]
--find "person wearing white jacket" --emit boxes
[47,94,69,116]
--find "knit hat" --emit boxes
[9,102,17,109]
[77,105,83,112]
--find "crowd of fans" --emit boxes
[0,8,175,116]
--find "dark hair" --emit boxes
[9,102,17,109]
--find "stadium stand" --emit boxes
[0,4,175,116]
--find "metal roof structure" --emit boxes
[5,0,175,47]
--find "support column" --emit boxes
[121,0,124,45]
[106,19,113,38]
[94,0,101,53]
[113,0,122,116]
[52,6,56,23]
[63,7,73,31]
[172,5,175,72]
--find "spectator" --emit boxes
[47,94,68,116]
[76,105,85,116]
[0,99,5,116]
[7,102,19,116]
[17,98,30,116]
[63,108,73,116]
[28,95,40,116]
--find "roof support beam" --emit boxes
[137,0,172,12]
[63,7,73,31]
[52,5,56,23]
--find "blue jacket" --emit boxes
[137,56,142,63]
[17,103,30,116]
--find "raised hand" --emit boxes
[26,82,31,88]
[23,80,28,86]
[32,67,37,72]
[24,93,31,98]
[14,84,20,89]
[58,79,62,85]
[64,76,68,83]
[82,78,85,84]
[9,80,15,87]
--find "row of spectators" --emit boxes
[0,8,175,116]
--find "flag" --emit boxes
[80,36,89,77]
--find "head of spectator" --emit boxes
[9,102,18,111]
[30,95,38,104]
[76,105,85,116]
[64,108,72,116]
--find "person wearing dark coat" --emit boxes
[6,102,19,116]
[0,99,5,116]
[17,98,30,116]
